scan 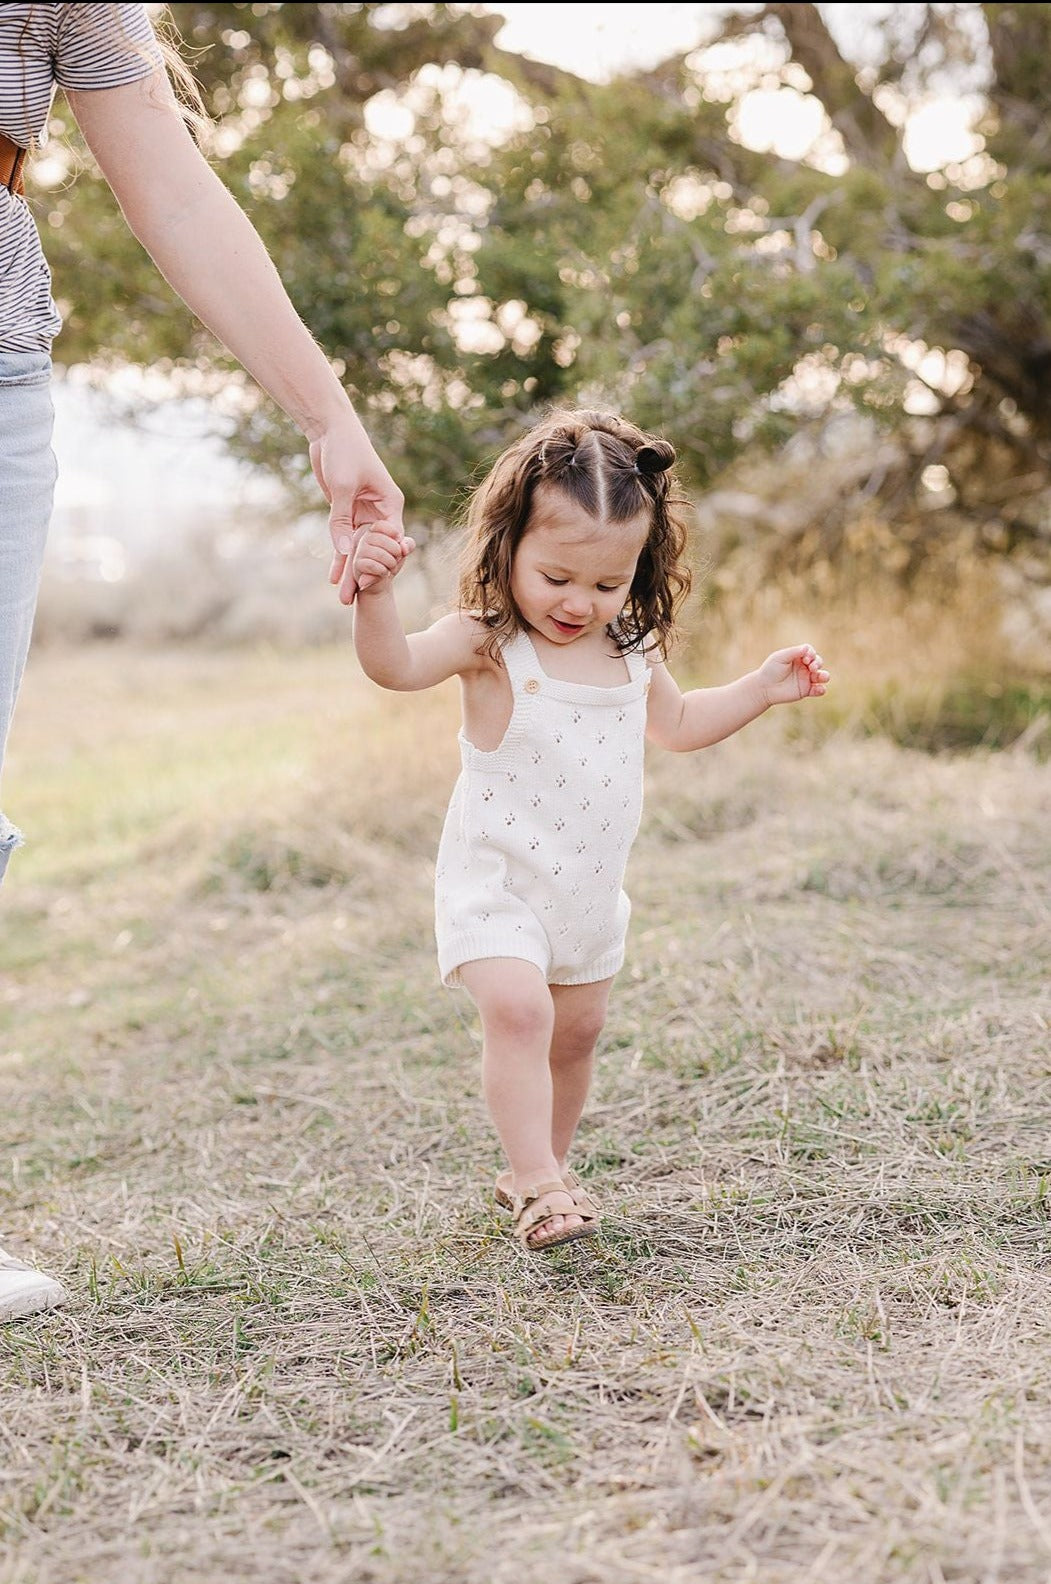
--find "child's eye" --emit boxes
[542,575,567,586]
[597,583,621,593]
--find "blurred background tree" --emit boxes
[35,3,1051,622]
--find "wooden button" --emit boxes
[524,678,541,693]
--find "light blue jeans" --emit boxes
[0,350,57,885]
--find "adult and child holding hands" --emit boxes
[0,4,827,1317]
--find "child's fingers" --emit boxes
[368,544,402,576]
[769,642,816,673]
[802,653,830,695]
[789,645,829,678]
[355,557,396,583]
[355,537,402,570]
[354,533,416,588]
[359,520,403,548]
[364,541,401,566]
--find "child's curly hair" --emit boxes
[459,409,692,657]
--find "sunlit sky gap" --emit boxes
[362,5,985,177]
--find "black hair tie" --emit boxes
[635,442,675,476]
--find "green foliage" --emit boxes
[32,1,1051,567]
[859,677,1051,757]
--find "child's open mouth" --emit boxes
[550,617,584,635]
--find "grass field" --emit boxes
[2,641,1051,1584]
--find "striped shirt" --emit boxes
[0,4,160,352]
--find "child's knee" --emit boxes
[462,959,554,1043]
[473,971,553,1044]
[553,999,608,1061]
[485,991,553,1045]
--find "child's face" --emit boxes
[510,487,650,645]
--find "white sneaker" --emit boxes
[0,1247,67,1321]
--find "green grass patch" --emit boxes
[1,645,1050,1582]
[849,676,1051,756]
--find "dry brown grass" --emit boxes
[2,642,1051,1584]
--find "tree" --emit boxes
[42,3,509,507]
[34,2,1051,586]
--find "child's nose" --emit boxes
[562,589,591,615]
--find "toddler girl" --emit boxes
[352,409,829,1253]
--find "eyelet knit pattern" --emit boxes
[435,628,650,987]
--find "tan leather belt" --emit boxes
[0,132,26,195]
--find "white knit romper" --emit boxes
[435,627,650,987]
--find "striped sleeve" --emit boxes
[53,4,161,91]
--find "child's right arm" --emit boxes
[352,523,482,691]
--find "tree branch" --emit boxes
[764,3,902,170]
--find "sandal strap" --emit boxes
[513,1181,577,1240]
[562,1169,600,1219]
[497,1167,600,1218]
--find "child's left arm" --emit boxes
[646,644,829,752]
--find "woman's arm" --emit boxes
[646,644,829,751]
[66,72,403,601]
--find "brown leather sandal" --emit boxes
[495,1168,601,1220]
[562,1169,600,1220]
[511,1180,598,1251]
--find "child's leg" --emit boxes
[458,957,584,1243]
[549,977,613,1170]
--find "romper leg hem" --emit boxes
[548,943,625,987]
[440,935,551,989]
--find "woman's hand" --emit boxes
[311,416,408,604]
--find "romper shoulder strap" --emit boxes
[616,631,652,685]
[498,628,541,691]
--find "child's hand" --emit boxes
[352,521,415,594]
[757,644,830,706]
